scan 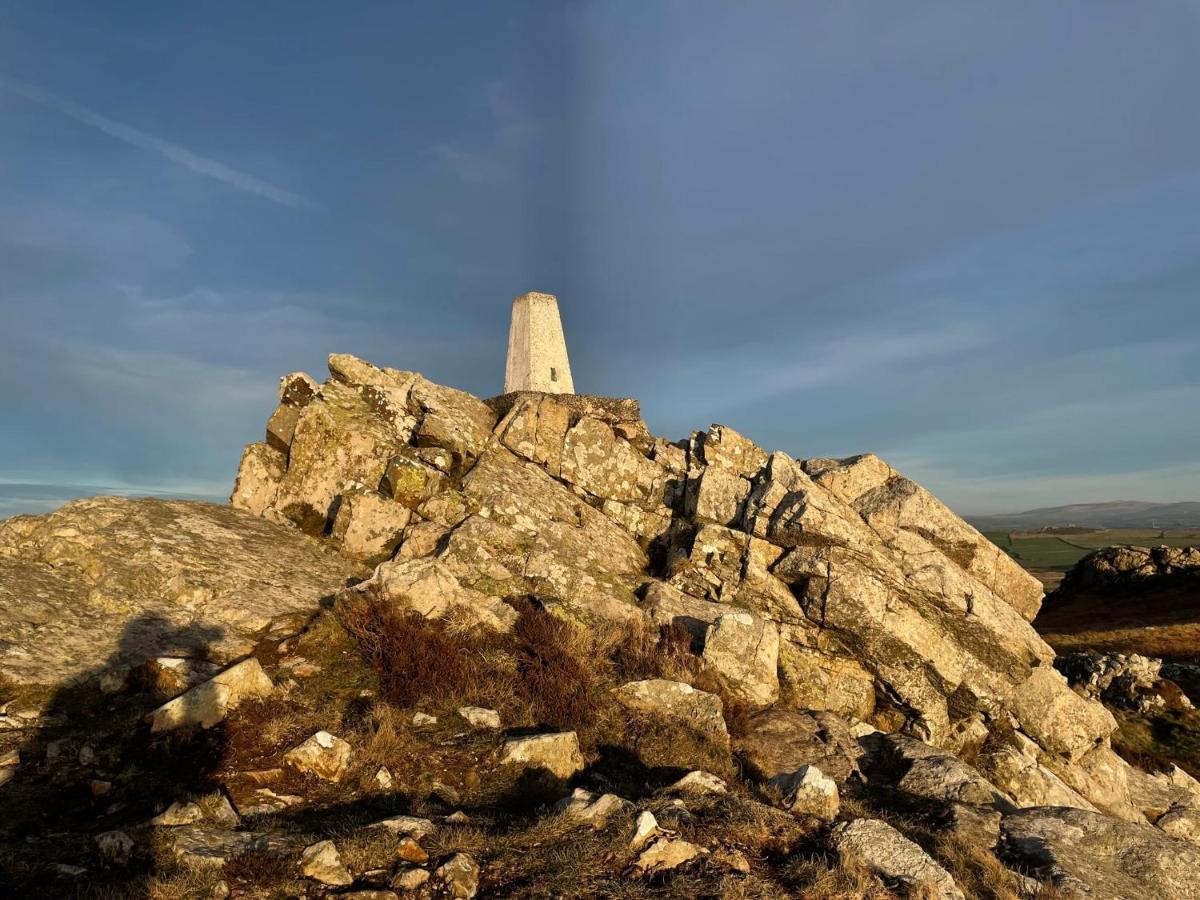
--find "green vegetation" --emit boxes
[983,529,1200,573]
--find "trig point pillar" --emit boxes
[504,291,575,394]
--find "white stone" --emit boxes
[665,770,727,796]
[458,706,501,729]
[630,810,659,849]
[556,788,633,827]
[776,764,840,820]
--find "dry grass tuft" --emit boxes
[337,588,507,709]
[223,847,305,894]
[610,618,701,683]
[511,608,603,728]
[932,832,1023,900]
[337,589,716,740]
[1111,705,1200,780]
[781,852,899,899]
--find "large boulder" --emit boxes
[809,454,1044,621]
[0,497,356,686]
[500,732,585,779]
[1001,806,1200,899]
[736,708,862,784]
[863,733,1011,809]
[1057,651,1186,714]
[1007,666,1116,762]
[1055,544,1200,593]
[150,658,274,732]
[977,729,1098,812]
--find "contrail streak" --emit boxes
[0,75,311,208]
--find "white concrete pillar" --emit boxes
[504,291,574,394]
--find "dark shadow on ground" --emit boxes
[0,615,228,898]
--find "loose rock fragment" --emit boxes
[634,837,707,874]
[299,839,353,886]
[458,706,501,729]
[500,731,585,779]
[630,810,659,849]
[284,730,353,782]
[95,830,135,866]
[436,852,481,898]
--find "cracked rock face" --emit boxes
[218,354,1159,820]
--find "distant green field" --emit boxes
[983,529,1200,572]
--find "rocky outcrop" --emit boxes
[219,354,1159,819]
[1054,544,1200,594]
[862,732,1012,809]
[0,497,356,685]
[1058,651,1193,713]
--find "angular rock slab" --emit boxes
[832,819,964,900]
[701,610,779,708]
[150,658,273,732]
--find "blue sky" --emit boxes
[1,1,1198,517]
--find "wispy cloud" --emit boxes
[655,323,987,421]
[0,75,311,208]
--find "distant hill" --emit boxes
[0,483,224,520]
[970,500,1200,531]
